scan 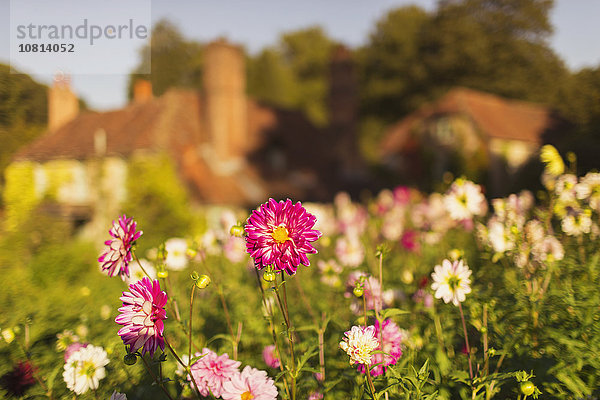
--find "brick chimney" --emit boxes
[133,79,153,103]
[48,74,79,131]
[203,39,247,162]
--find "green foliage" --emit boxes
[0,64,47,188]
[3,162,39,232]
[124,154,192,251]
[128,19,204,98]
[247,48,298,108]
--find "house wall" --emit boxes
[3,157,127,239]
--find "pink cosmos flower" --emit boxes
[262,345,280,369]
[99,215,143,280]
[245,199,322,275]
[358,319,404,376]
[115,277,167,357]
[221,365,278,400]
[189,348,241,398]
[64,343,87,362]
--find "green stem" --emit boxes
[164,338,202,400]
[253,268,291,399]
[366,365,377,398]
[140,355,174,400]
[189,284,195,367]
[458,302,474,384]
[275,274,297,400]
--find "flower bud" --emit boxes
[353,286,364,298]
[190,271,200,281]
[124,353,137,365]
[157,270,168,278]
[263,270,276,282]
[186,248,198,258]
[520,381,535,396]
[196,274,211,289]
[230,225,244,237]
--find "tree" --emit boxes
[279,27,335,126]
[0,64,47,187]
[128,20,204,99]
[247,48,297,108]
[358,6,431,123]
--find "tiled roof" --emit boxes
[381,87,569,155]
[14,88,333,205]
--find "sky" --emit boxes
[1,0,599,111]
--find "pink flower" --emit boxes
[99,215,143,280]
[221,365,278,400]
[309,391,324,400]
[244,199,322,275]
[190,348,241,398]
[262,345,280,369]
[358,319,404,376]
[64,343,87,362]
[400,230,420,252]
[115,277,167,357]
[345,272,385,314]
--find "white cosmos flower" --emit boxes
[443,179,487,221]
[63,344,109,395]
[165,238,189,270]
[487,219,514,253]
[561,211,592,236]
[431,259,472,306]
[339,325,379,365]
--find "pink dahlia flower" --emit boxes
[99,215,143,280]
[189,348,241,398]
[245,199,322,275]
[262,345,280,369]
[115,277,167,357]
[358,319,404,376]
[221,365,278,400]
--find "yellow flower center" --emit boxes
[80,360,96,377]
[271,225,290,244]
[241,391,255,400]
[446,275,461,291]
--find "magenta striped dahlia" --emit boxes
[115,277,167,357]
[245,199,322,275]
[98,215,142,280]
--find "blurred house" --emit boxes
[4,39,364,236]
[380,87,570,195]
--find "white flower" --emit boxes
[381,207,405,241]
[223,236,246,263]
[532,236,564,263]
[555,174,578,202]
[443,179,487,221]
[110,391,127,400]
[63,344,109,395]
[317,259,343,287]
[561,211,592,236]
[431,259,472,306]
[335,234,365,267]
[165,238,189,270]
[487,219,514,254]
[124,258,156,285]
[339,325,379,365]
